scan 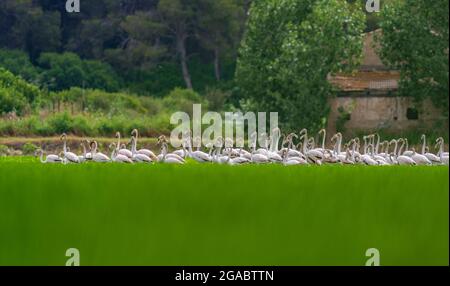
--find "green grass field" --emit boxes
[0,157,448,266]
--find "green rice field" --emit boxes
[0,157,448,266]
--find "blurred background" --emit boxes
[0,0,448,154]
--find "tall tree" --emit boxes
[378,0,449,117]
[196,0,245,81]
[157,0,197,89]
[0,0,61,61]
[236,0,365,131]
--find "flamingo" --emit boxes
[90,141,111,162]
[109,143,133,163]
[115,132,133,158]
[396,139,416,166]
[435,138,449,165]
[79,140,92,162]
[160,142,185,164]
[131,129,158,161]
[420,135,440,164]
[60,133,80,164]
[360,144,378,166]
[402,138,414,157]
[410,147,432,165]
[35,149,63,163]
[156,136,185,163]
[184,133,212,163]
[130,136,152,163]
[301,130,323,164]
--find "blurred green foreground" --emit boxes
[0,157,448,266]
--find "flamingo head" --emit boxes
[215,137,224,147]
[157,135,166,145]
[299,129,307,136]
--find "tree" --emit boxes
[0,0,61,61]
[196,0,245,81]
[377,0,449,117]
[236,0,365,131]
[0,67,41,115]
[157,0,197,89]
[37,52,121,91]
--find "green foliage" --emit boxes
[0,49,40,84]
[21,142,38,155]
[378,0,449,117]
[236,0,366,132]
[0,161,448,265]
[0,144,8,156]
[0,112,174,138]
[163,88,207,115]
[204,87,232,111]
[37,52,122,92]
[0,68,41,115]
[125,57,237,97]
[0,87,28,115]
[0,1,61,60]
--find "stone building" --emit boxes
[326,30,446,135]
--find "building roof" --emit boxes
[329,29,400,94]
[329,71,400,92]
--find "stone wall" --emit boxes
[327,96,448,135]
[360,29,385,70]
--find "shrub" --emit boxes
[0,87,28,115]
[38,52,121,92]
[84,89,146,115]
[22,142,39,155]
[0,144,8,156]
[0,68,41,104]
[47,112,74,134]
[163,88,206,115]
[139,96,164,116]
[0,49,41,84]
[203,87,231,111]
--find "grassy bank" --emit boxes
[0,157,448,266]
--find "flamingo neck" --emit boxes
[421,136,426,154]
[39,150,46,163]
[322,131,326,150]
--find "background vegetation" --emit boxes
[0,0,448,138]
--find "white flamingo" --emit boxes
[185,134,212,163]
[131,129,158,161]
[115,132,133,158]
[130,136,152,163]
[35,149,63,163]
[109,143,133,163]
[90,141,111,162]
[396,139,416,166]
[160,142,185,164]
[420,135,440,164]
[60,133,80,164]
[435,138,449,165]
[410,147,432,165]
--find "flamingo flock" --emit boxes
[36,128,449,166]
